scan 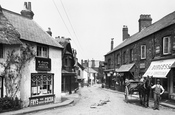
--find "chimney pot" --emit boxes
[122,25,130,41]
[46,27,52,36]
[111,38,114,50]
[138,14,152,32]
[21,2,34,19]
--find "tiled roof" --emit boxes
[0,9,22,45]
[2,8,63,48]
[106,11,175,55]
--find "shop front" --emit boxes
[116,63,135,92]
[143,58,175,100]
[29,57,54,106]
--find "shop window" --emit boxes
[163,36,171,55]
[31,73,53,97]
[37,45,49,58]
[162,79,167,91]
[0,44,3,58]
[141,45,146,59]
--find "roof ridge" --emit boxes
[106,10,175,55]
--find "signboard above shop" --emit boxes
[35,57,51,71]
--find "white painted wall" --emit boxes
[0,42,62,107]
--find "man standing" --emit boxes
[151,79,164,110]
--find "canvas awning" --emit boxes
[116,63,135,72]
[143,59,175,78]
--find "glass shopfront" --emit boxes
[30,73,54,106]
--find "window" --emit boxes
[31,73,54,97]
[141,45,146,59]
[0,44,3,58]
[0,77,3,98]
[37,45,49,58]
[163,37,171,55]
[123,51,126,64]
[130,49,133,62]
[116,54,120,65]
[107,59,111,69]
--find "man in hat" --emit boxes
[151,79,164,110]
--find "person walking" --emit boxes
[151,79,164,110]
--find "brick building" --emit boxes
[104,11,175,100]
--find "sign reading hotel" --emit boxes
[36,57,51,71]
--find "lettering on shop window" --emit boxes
[30,96,54,106]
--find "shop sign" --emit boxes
[36,57,51,71]
[30,95,54,106]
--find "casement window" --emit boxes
[163,36,171,55]
[31,73,54,97]
[130,49,134,62]
[37,45,49,58]
[141,45,146,59]
[0,44,3,58]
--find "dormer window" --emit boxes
[163,36,171,55]
[37,45,49,58]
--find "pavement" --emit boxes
[0,92,80,115]
[1,86,175,115]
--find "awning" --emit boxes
[116,63,135,72]
[143,59,175,78]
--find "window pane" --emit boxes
[31,74,53,96]
[37,46,42,56]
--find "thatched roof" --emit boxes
[0,6,22,45]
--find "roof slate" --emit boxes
[2,8,63,48]
[106,11,175,55]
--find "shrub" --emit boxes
[0,96,22,113]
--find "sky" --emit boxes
[1,0,175,62]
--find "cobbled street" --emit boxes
[28,84,175,115]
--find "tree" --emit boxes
[0,43,35,98]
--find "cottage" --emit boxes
[0,2,63,107]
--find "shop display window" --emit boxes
[31,73,53,97]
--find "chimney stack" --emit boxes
[122,25,130,41]
[138,14,152,32]
[46,27,52,36]
[21,2,34,19]
[111,38,114,50]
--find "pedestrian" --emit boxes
[151,79,164,110]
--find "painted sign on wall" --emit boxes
[36,57,51,71]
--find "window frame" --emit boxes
[163,36,171,55]
[130,49,134,62]
[37,45,49,58]
[31,73,54,97]
[123,51,126,64]
[141,45,146,59]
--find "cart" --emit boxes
[124,80,141,103]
